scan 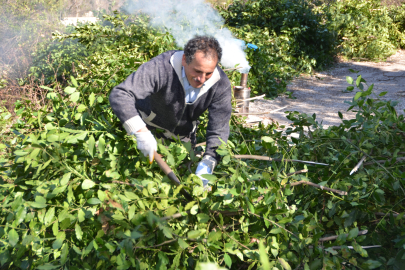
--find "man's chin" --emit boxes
[191,82,203,88]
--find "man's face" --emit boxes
[182,51,217,88]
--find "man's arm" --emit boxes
[205,82,232,161]
[109,60,160,162]
[109,60,160,134]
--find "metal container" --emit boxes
[234,85,251,113]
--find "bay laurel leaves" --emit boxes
[82,179,95,190]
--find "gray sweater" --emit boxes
[109,50,232,160]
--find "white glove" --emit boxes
[134,130,157,164]
[195,156,217,187]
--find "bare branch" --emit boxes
[234,155,330,166]
[289,181,347,196]
[319,230,368,242]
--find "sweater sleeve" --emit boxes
[109,60,160,133]
[204,81,232,161]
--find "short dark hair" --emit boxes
[184,36,222,64]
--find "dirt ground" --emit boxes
[246,49,405,128]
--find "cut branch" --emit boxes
[319,230,368,242]
[375,212,401,218]
[289,181,347,196]
[234,155,330,166]
[236,94,266,104]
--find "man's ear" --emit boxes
[181,54,187,67]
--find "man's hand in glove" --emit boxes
[134,127,157,164]
[195,155,217,188]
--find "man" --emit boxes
[109,36,232,186]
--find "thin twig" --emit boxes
[364,157,405,166]
[234,155,330,166]
[112,181,138,188]
[160,211,190,221]
[319,230,368,242]
[233,111,272,115]
[375,212,401,218]
[289,181,347,196]
[223,67,242,71]
[195,142,206,147]
[136,239,177,249]
[236,94,266,104]
[310,245,382,250]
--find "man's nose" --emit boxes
[198,74,206,83]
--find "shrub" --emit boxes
[326,0,398,60]
[219,0,337,96]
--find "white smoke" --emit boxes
[124,0,251,73]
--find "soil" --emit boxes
[246,49,405,129]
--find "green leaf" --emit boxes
[200,174,217,182]
[89,93,96,106]
[64,86,76,94]
[15,207,27,225]
[259,240,270,269]
[44,207,55,226]
[53,231,66,250]
[278,257,292,270]
[29,202,47,209]
[60,172,71,186]
[75,223,83,240]
[87,198,101,204]
[77,104,87,112]
[356,75,362,87]
[379,91,387,96]
[190,204,199,215]
[346,76,354,84]
[60,242,69,264]
[36,264,61,270]
[162,227,173,239]
[52,221,59,236]
[262,136,274,143]
[98,136,105,155]
[178,238,189,249]
[14,150,29,156]
[128,204,136,220]
[352,242,368,257]
[78,208,85,222]
[224,253,232,268]
[88,135,95,157]
[8,229,19,247]
[348,227,359,240]
[354,92,362,101]
[187,230,201,239]
[70,92,80,103]
[82,179,96,190]
[70,76,78,87]
[197,213,210,223]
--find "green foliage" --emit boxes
[28,12,179,86]
[2,54,405,269]
[326,0,398,60]
[219,0,336,96]
[2,3,405,268]
[387,3,405,48]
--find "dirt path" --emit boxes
[247,50,405,128]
